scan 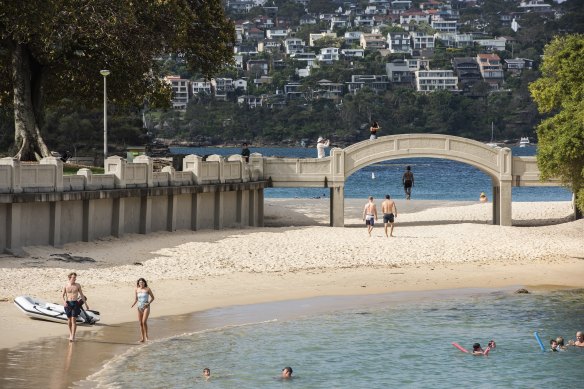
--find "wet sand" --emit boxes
[0,199,583,387]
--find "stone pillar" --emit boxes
[236,189,243,224]
[248,189,257,227]
[248,153,264,181]
[330,186,345,227]
[183,155,202,184]
[492,183,500,225]
[5,203,23,255]
[0,157,22,193]
[49,201,62,247]
[499,179,512,226]
[82,199,95,242]
[40,156,64,192]
[133,155,154,187]
[112,197,125,237]
[214,190,224,230]
[139,194,152,234]
[105,156,127,188]
[167,193,178,231]
[257,188,264,227]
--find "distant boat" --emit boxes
[486,122,498,147]
[519,137,530,147]
[371,172,376,179]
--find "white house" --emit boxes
[317,47,340,63]
[415,70,459,92]
[234,78,248,91]
[284,37,305,54]
[266,29,288,40]
[164,76,189,110]
[191,79,212,95]
[341,48,365,58]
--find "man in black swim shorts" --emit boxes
[62,272,86,341]
[381,194,398,237]
[402,166,414,200]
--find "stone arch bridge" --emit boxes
[260,134,561,227]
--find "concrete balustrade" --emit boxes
[0,154,264,255]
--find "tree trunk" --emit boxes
[11,42,50,161]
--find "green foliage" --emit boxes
[529,34,584,213]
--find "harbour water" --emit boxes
[86,288,584,388]
[171,146,571,202]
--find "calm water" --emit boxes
[171,146,571,202]
[86,289,584,388]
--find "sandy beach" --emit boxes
[0,199,583,387]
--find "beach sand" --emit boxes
[0,199,583,387]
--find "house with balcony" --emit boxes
[290,52,317,67]
[237,95,264,108]
[415,70,459,92]
[341,48,365,58]
[411,32,435,50]
[245,27,265,41]
[266,29,288,40]
[330,15,351,30]
[388,32,412,54]
[391,1,413,12]
[518,0,552,12]
[386,60,414,85]
[317,47,340,63]
[346,74,390,94]
[474,37,507,51]
[354,15,375,27]
[317,80,344,100]
[227,0,255,13]
[164,76,190,110]
[400,10,430,25]
[477,53,504,89]
[234,55,244,70]
[191,79,212,95]
[435,33,473,48]
[406,58,430,71]
[361,33,386,51]
[247,59,269,75]
[212,78,234,101]
[253,76,273,87]
[344,31,363,46]
[284,37,305,55]
[431,17,458,33]
[284,83,304,99]
[257,39,280,53]
[452,57,482,90]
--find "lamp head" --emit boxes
[100,70,111,77]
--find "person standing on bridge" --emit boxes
[369,121,380,140]
[402,166,414,200]
[316,137,330,158]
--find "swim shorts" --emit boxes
[65,300,81,318]
[404,180,412,189]
[365,215,374,226]
[383,213,394,223]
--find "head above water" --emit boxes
[203,368,210,377]
[282,367,293,378]
[472,343,481,350]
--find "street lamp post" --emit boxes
[100,70,111,165]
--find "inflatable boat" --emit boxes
[14,296,100,325]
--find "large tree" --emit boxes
[0,0,234,160]
[529,34,584,216]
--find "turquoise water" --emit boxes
[88,289,584,388]
[170,146,572,202]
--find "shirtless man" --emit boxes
[381,194,398,237]
[402,166,414,200]
[362,196,378,237]
[62,272,86,342]
[569,331,584,347]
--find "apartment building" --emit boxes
[164,76,189,110]
[388,32,412,54]
[411,32,435,50]
[346,75,390,94]
[284,37,305,55]
[476,53,504,88]
[415,70,459,92]
[191,79,212,95]
[360,33,386,51]
[452,57,482,90]
[386,60,414,85]
[317,47,340,63]
[212,78,234,101]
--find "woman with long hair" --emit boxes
[131,278,155,342]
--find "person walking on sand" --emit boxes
[402,166,414,200]
[369,121,380,140]
[62,272,86,342]
[131,278,155,342]
[381,194,398,237]
[362,196,378,237]
[316,137,330,158]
